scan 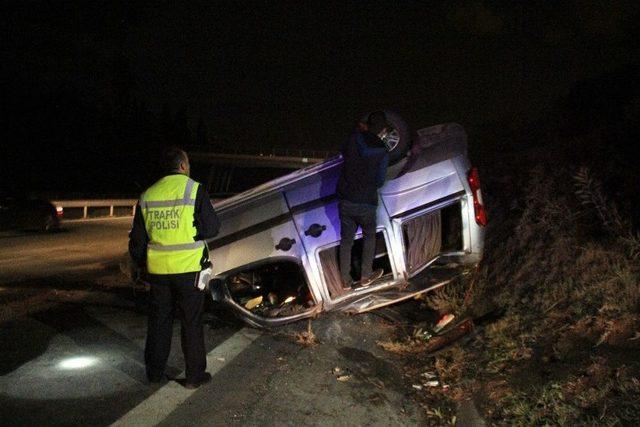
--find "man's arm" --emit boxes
[357,133,387,157]
[128,203,148,267]
[194,184,220,240]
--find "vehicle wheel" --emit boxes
[361,110,411,164]
[42,214,56,232]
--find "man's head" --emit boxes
[366,111,392,138]
[161,146,190,176]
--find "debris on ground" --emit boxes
[413,328,433,341]
[377,318,474,355]
[433,313,455,333]
[410,371,441,391]
[422,371,437,380]
[332,366,352,382]
[425,319,474,353]
[292,319,317,346]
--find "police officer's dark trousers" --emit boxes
[145,272,206,383]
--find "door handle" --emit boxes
[275,237,296,251]
[304,223,326,238]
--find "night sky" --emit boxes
[2,1,639,196]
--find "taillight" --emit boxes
[56,206,64,217]
[468,167,487,227]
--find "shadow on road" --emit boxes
[0,391,150,426]
[0,318,56,376]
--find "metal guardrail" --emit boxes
[185,145,338,159]
[52,199,137,219]
[187,146,339,170]
[188,151,329,169]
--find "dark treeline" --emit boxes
[3,84,212,198]
[470,61,640,231]
[4,60,639,202]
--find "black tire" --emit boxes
[361,110,411,164]
[41,213,56,232]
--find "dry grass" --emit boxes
[471,166,639,424]
[422,276,469,316]
[376,339,425,354]
[386,160,640,424]
[376,325,434,354]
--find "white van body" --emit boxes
[206,122,485,327]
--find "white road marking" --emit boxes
[110,327,261,427]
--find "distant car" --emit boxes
[204,113,486,328]
[0,196,62,232]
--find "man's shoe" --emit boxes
[357,269,385,288]
[184,372,212,389]
[341,280,354,291]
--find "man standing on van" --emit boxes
[129,147,220,389]
[337,111,391,289]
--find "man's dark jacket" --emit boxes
[337,131,389,205]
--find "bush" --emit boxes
[418,154,640,424]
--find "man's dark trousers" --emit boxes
[339,199,377,284]
[145,272,205,383]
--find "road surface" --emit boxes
[0,218,429,426]
[0,217,132,282]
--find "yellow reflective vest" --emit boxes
[140,174,206,274]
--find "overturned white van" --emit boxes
[203,114,486,328]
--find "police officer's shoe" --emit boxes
[148,372,168,385]
[147,369,169,384]
[184,372,212,389]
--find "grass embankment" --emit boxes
[381,146,640,425]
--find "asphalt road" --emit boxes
[0,218,430,426]
[0,217,132,282]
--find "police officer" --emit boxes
[129,146,220,389]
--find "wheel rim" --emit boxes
[381,129,400,152]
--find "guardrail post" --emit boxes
[52,199,138,220]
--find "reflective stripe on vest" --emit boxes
[140,175,205,275]
[147,241,205,251]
